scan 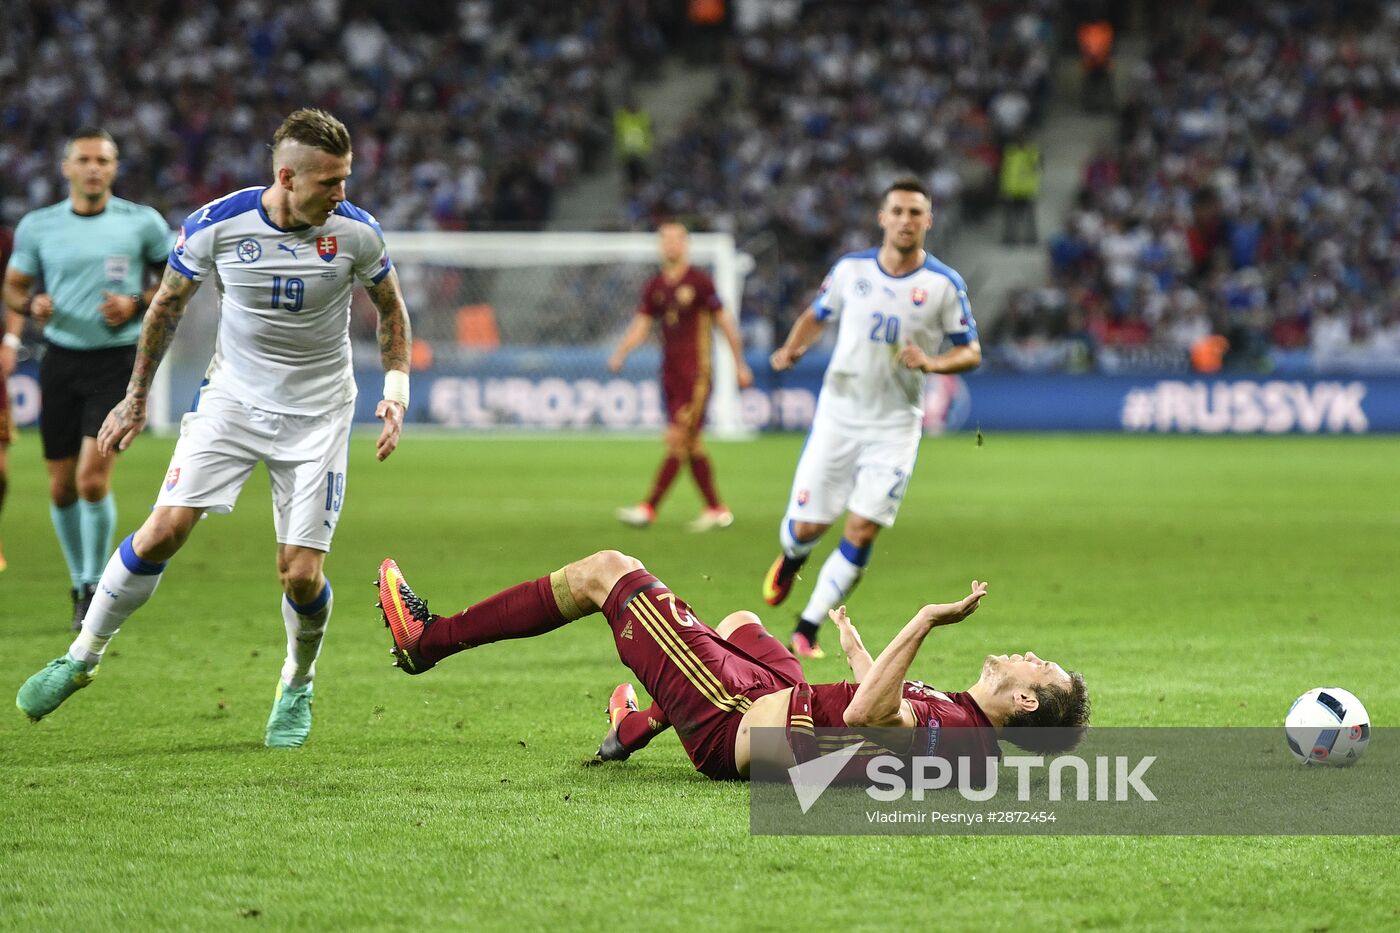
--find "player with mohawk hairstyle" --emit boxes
[16,109,413,748]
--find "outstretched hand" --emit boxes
[829,603,867,648]
[917,580,989,628]
[375,399,404,461]
[828,604,855,633]
[829,604,872,677]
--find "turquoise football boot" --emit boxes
[17,656,97,722]
[264,680,314,748]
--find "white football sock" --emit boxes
[780,518,821,560]
[68,534,166,668]
[281,582,332,688]
[799,539,872,625]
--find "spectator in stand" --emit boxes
[992,0,1399,376]
[628,0,1056,336]
[1077,17,1115,113]
[0,2,669,235]
[614,96,654,190]
[999,131,1042,246]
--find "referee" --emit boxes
[2,127,171,629]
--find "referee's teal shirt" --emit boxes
[8,197,172,350]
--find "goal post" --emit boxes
[149,230,756,436]
[379,230,754,437]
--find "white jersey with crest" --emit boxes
[812,247,977,437]
[168,186,393,415]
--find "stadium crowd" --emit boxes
[990,1,1400,374]
[621,0,1058,335]
[0,0,676,234]
[4,1,1395,375]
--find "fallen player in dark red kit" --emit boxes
[375,550,1089,780]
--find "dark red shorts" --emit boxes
[662,371,711,431]
[723,621,806,687]
[601,569,805,779]
[0,375,11,445]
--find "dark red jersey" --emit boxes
[638,266,722,378]
[807,681,990,730]
[808,681,1002,787]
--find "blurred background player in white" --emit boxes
[15,109,413,748]
[609,221,753,531]
[766,178,981,658]
[2,129,170,626]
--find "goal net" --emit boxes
[151,231,755,437]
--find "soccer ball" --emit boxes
[1284,688,1370,766]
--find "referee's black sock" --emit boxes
[794,617,821,644]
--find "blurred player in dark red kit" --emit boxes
[0,225,17,571]
[375,552,1090,783]
[609,222,753,531]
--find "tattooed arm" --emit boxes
[97,267,202,455]
[366,268,412,461]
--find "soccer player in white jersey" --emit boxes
[16,109,413,747]
[764,177,981,659]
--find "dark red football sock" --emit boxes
[646,455,683,509]
[689,453,722,508]
[616,702,670,752]
[418,577,568,664]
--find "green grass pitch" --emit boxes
[2,429,1397,930]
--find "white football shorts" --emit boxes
[154,385,354,551]
[783,417,921,528]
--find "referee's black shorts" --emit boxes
[39,343,137,460]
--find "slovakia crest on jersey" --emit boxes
[317,236,338,263]
[164,467,180,491]
[174,226,187,256]
[911,287,928,306]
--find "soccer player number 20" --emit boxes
[270,275,306,312]
[868,311,900,344]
